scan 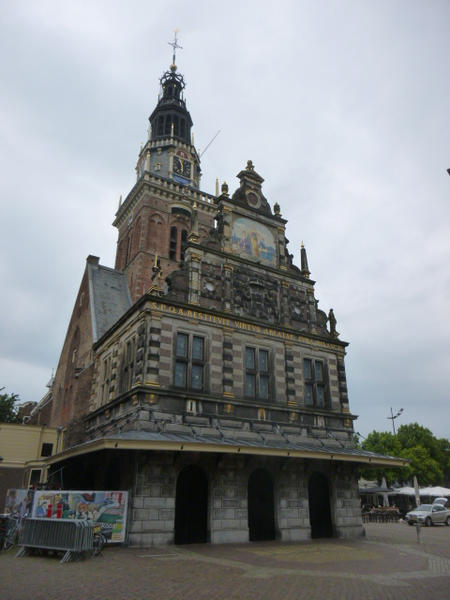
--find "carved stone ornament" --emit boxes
[203,279,217,299]
[232,268,280,323]
[289,289,308,323]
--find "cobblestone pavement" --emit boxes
[2,523,450,600]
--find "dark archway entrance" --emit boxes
[248,468,275,541]
[105,457,121,490]
[308,471,333,538]
[174,465,208,545]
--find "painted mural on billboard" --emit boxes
[32,490,128,543]
[4,489,34,518]
[231,217,276,266]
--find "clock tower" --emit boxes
[113,33,215,303]
[136,32,201,189]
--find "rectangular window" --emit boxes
[29,469,42,487]
[245,347,271,399]
[101,356,111,405]
[303,358,328,408]
[175,333,205,390]
[40,443,53,457]
[122,338,135,392]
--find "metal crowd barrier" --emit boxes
[17,518,95,563]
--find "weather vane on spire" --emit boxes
[168,29,182,66]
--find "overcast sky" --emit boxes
[1,0,449,441]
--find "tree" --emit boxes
[0,388,21,423]
[399,446,443,487]
[358,431,409,485]
[397,423,440,461]
[358,423,450,487]
[436,438,450,486]
[397,423,450,485]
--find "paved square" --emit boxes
[2,523,450,599]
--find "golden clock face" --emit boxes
[173,157,191,177]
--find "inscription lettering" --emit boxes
[148,302,340,350]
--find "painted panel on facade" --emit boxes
[31,490,128,543]
[4,488,34,517]
[231,217,276,266]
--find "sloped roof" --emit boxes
[45,428,407,468]
[88,262,131,342]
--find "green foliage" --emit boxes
[399,446,443,486]
[436,438,450,484]
[397,424,440,461]
[0,388,21,423]
[359,431,407,484]
[358,423,450,487]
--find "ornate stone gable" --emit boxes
[230,160,273,217]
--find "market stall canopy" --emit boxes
[389,486,415,496]
[419,486,450,497]
[389,486,450,497]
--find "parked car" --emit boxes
[432,497,449,507]
[405,504,450,526]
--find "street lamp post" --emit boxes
[387,407,404,435]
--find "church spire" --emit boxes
[148,31,193,145]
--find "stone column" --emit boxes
[188,253,202,305]
[133,318,147,386]
[146,311,163,388]
[307,289,317,333]
[277,226,287,270]
[337,356,349,413]
[281,280,290,326]
[284,342,297,406]
[222,327,234,398]
[223,264,233,312]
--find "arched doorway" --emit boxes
[248,468,275,541]
[174,465,208,545]
[308,471,333,538]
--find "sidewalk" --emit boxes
[2,523,450,599]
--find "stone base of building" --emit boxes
[128,532,174,547]
[211,529,249,544]
[279,527,311,542]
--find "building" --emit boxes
[29,42,406,545]
[0,422,60,506]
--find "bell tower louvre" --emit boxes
[26,35,406,547]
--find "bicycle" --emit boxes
[1,512,22,550]
[92,522,107,556]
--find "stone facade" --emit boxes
[31,54,406,548]
[126,451,363,546]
